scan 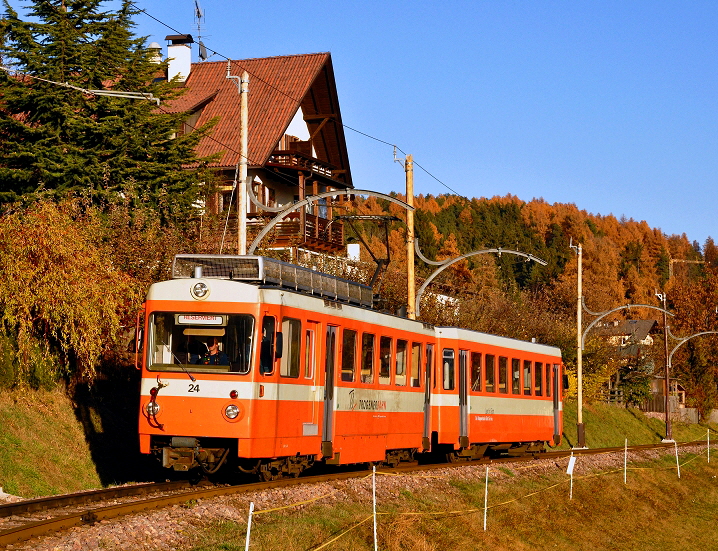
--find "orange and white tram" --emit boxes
[136,255,563,479]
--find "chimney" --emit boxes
[165,34,194,82]
[147,42,162,64]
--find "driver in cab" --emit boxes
[198,336,229,365]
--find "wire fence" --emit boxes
[240,435,714,550]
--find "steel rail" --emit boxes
[0,440,708,547]
[0,480,189,518]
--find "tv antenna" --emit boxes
[194,0,209,61]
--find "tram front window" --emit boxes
[148,313,255,374]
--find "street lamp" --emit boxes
[662,329,718,442]
[571,239,672,448]
[413,241,547,318]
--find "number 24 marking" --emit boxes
[188,384,200,393]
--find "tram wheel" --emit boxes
[188,468,205,485]
[260,467,283,482]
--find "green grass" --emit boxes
[0,388,101,497]
[559,401,717,449]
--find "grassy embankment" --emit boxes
[0,389,102,497]
[0,378,154,498]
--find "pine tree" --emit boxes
[0,0,216,217]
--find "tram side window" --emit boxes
[361,333,375,383]
[304,329,315,379]
[535,362,543,396]
[485,354,495,392]
[545,363,552,397]
[523,360,532,395]
[471,352,482,391]
[498,356,508,394]
[443,348,455,390]
[260,316,276,374]
[379,336,392,385]
[512,358,521,394]
[395,339,407,386]
[280,318,301,378]
[341,329,357,382]
[411,342,422,387]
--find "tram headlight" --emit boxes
[225,404,240,419]
[191,282,209,299]
[146,401,160,416]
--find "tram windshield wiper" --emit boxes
[160,341,196,382]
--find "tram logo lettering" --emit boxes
[358,399,387,411]
[347,390,386,411]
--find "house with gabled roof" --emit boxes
[595,319,659,358]
[161,35,353,254]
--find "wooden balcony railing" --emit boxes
[266,151,336,179]
[246,212,344,253]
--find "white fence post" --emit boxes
[483,466,489,531]
[244,501,255,551]
[567,453,576,500]
[624,438,628,485]
[674,441,681,479]
[373,466,378,551]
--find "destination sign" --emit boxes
[176,314,225,325]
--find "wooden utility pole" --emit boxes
[238,71,249,255]
[575,242,586,448]
[659,293,673,441]
[406,154,415,319]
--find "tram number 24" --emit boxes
[188,384,200,393]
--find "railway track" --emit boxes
[0,440,706,548]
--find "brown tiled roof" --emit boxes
[596,320,658,341]
[165,52,352,187]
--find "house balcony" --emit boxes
[266,150,348,188]
[237,212,344,254]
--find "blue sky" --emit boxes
[11,0,718,245]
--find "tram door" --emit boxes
[321,325,338,457]
[422,344,434,450]
[459,350,469,447]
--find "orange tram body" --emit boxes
[137,255,563,479]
